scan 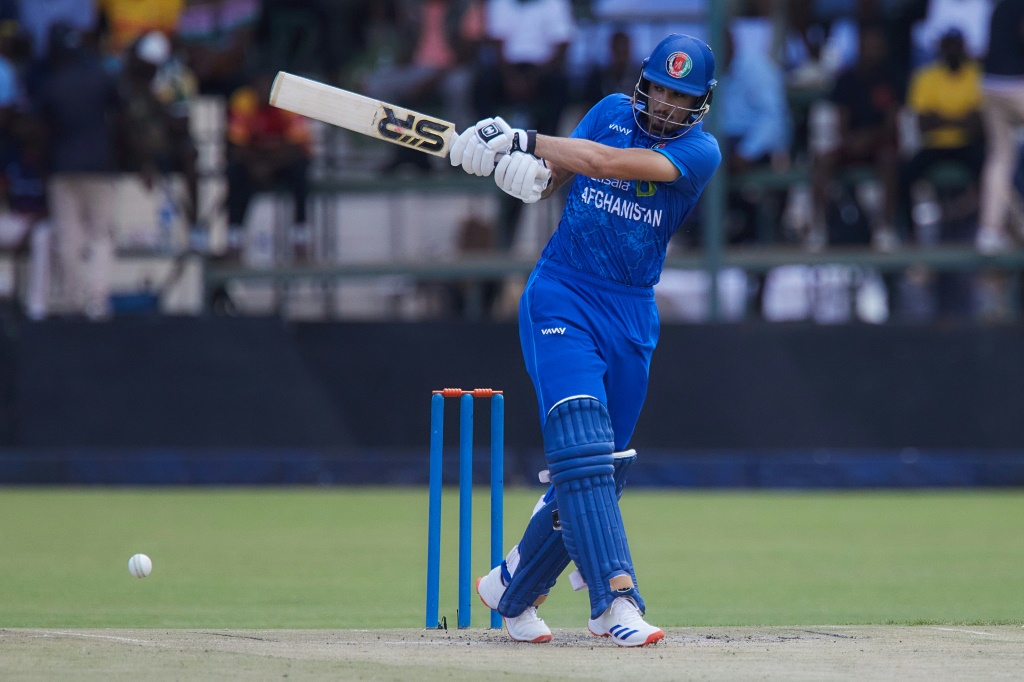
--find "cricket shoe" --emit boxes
[588,596,664,647]
[476,565,552,643]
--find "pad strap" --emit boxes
[497,492,569,616]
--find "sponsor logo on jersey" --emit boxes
[541,327,566,335]
[666,52,691,79]
[609,123,632,135]
[596,177,632,192]
[377,107,450,152]
[595,176,658,199]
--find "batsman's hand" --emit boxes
[494,152,551,204]
[449,116,528,177]
[449,124,492,176]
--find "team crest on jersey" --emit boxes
[666,52,691,78]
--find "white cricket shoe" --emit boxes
[476,565,552,643]
[588,596,664,647]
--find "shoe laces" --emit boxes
[609,597,643,623]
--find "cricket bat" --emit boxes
[269,72,455,157]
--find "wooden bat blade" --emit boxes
[269,72,455,157]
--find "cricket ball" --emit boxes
[128,553,153,578]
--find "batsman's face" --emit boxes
[647,84,700,135]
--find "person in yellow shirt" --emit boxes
[97,0,184,57]
[902,28,985,242]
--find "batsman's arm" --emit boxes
[534,135,681,184]
[540,162,574,200]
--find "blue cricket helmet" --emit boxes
[642,33,717,96]
[633,33,717,139]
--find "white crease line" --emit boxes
[383,640,489,646]
[927,627,995,637]
[34,630,150,643]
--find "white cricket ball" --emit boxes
[128,553,153,578]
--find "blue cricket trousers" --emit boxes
[518,258,660,451]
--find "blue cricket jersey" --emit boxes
[540,94,721,286]
[514,93,722,613]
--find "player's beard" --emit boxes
[641,89,689,138]
[644,108,685,138]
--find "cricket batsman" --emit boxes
[449,34,721,646]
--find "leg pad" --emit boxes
[545,397,642,618]
[499,450,639,616]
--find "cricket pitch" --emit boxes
[3,625,1022,681]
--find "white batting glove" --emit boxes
[449,124,500,177]
[477,116,535,157]
[449,126,480,173]
[450,117,533,177]
[494,152,551,204]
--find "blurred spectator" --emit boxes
[34,23,122,319]
[783,0,858,89]
[0,117,50,319]
[177,0,258,96]
[363,0,485,174]
[729,0,776,56]
[912,0,993,64]
[784,0,927,93]
[810,21,902,252]
[225,71,311,262]
[318,1,382,86]
[0,14,31,74]
[976,0,1024,254]
[475,0,575,136]
[0,16,38,267]
[902,28,984,244]
[96,0,184,58]
[16,0,96,60]
[336,1,402,90]
[118,31,199,248]
[256,0,328,78]
[880,1,930,91]
[720,24,792,244]
[0,18,21,133]
[475,0,575,251]
[579,29,635,107]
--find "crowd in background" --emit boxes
[0,0,1021,322]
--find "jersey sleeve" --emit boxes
[656,132,721,194]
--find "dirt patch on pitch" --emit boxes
[2,626,1022,680]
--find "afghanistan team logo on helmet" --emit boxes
[666,52,692,79]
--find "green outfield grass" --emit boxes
[0,488,1021,628]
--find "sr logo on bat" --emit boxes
[378,107,451,153]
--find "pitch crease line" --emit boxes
[35,630,150,643]
[927,627,996,637]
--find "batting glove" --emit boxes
[494,152,551,204]
[450,117,535,177]
[449,125,484,174]
[476,116,534,155]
